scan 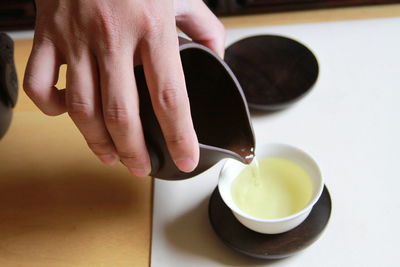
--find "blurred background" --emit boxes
[1,0,400,31]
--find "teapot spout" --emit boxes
[200,143,255,166]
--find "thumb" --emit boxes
[175,0,226,58]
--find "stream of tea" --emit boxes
[231,157,313,219]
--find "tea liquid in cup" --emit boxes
[231,157,313,220]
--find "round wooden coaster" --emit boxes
[208,185,331,259]
[224,35,319,110]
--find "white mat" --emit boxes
[152,17,400,266]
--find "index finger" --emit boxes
[139,21,199,173]
[23,38,66,115]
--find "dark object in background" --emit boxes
[1,0,400,30]
[206,0,400,16]
[0,0,36,31]
[0,32,18,139]
[224,35,319,110]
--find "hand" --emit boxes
[24,0,225,177]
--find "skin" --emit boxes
[24,0,225,177]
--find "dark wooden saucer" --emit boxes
[208,185,331,259]
[224,35,319,110]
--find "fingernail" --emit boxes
[128,168,149,178]
[98,154,118,165]
[175,158,196,173]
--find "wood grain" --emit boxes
[224,35,319,110]
[0,39,152,267]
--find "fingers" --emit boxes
[176,0,226,58]
[23,37,67,115]
[97,50,151,177]
[66,52,119,165]
[140,18,199,173]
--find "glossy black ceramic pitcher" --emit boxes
[135,38,255,180]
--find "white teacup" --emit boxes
[218,142,324,234]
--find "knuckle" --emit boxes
[23,72,62,116]
[141,12,163,38]
[53,13,66,30]
[158,87,181,112]
[23,74,40,97]
[23,42,55,98]
[68,101,93,121]
[165,132,188,147]
[87,140,113,154]
[104,106,131,127]
[118,150,143,164]
[23,69,63,116]
[95,6,122,53]
[33,31,55,46]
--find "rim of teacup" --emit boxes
[218,142,324,223]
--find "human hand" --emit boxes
[24,0,225,177]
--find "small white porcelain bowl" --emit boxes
[218,142,324,234]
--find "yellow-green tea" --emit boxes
[231,157,313,219]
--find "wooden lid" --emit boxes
[225,35,319,110]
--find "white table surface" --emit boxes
[152,17,400,266]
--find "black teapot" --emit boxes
[136,38,255,180]
[0,33,18,139]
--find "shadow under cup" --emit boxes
[218,142,324,234]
